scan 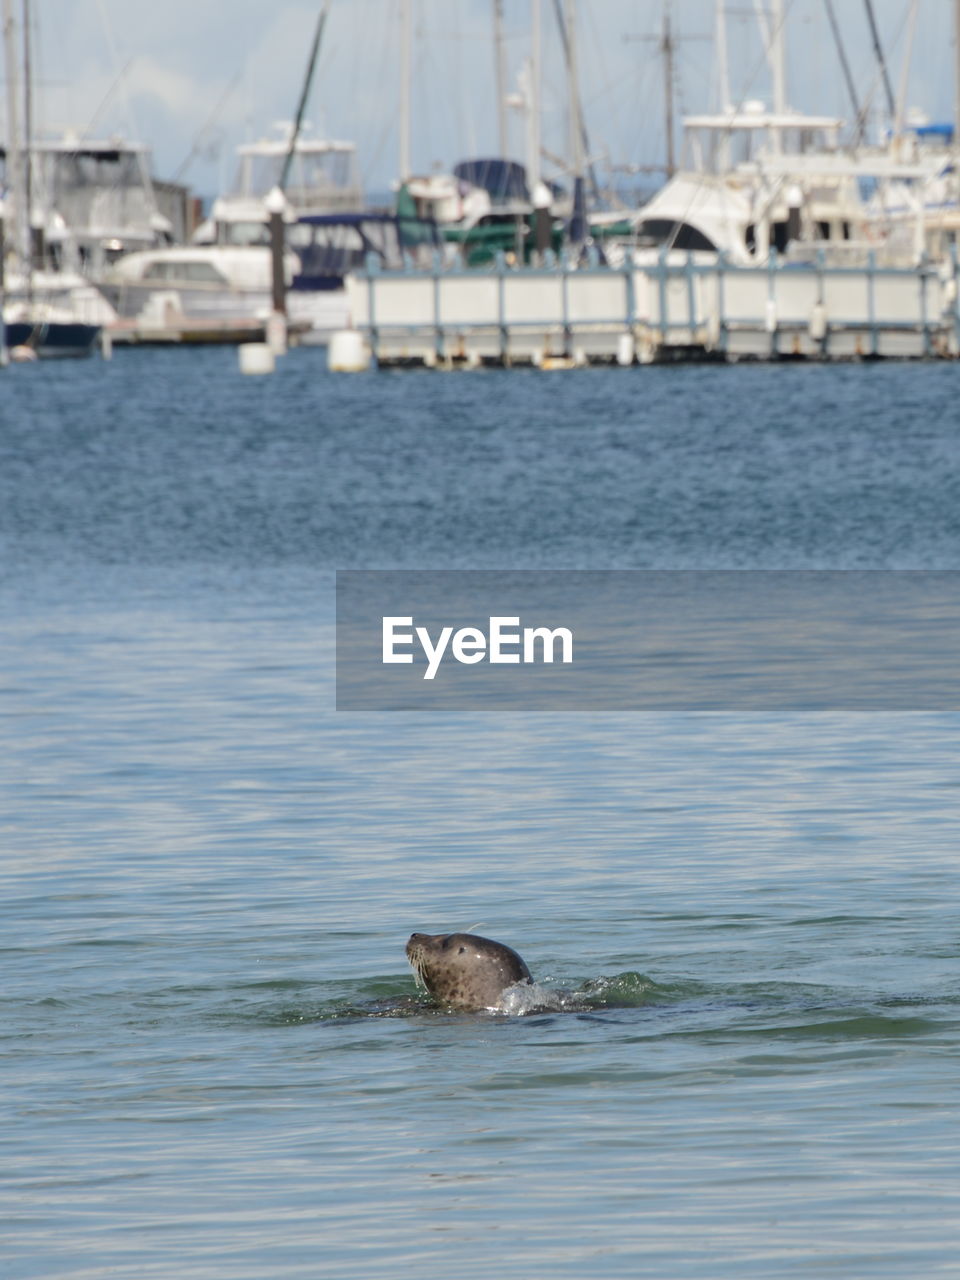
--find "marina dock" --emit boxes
[345,250,960,368]
[107,316,311,348]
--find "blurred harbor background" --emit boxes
[6,2,960,357]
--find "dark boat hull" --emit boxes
[5,320,101,358]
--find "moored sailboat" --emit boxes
[1,0,102,360]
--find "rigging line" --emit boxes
[846,1,913,150]
[84,57,136,139]
[451,3,476,165]
[894,0,920,137]
[580,0,626,195]
[358,0,396,189]
[863,0,896,122]
[92,0,157,209]
[752,0,771,58]
[658,0,803,255]
[822,0,864,142]
[279,1,330,193]
[172,69,243,184]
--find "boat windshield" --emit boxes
[221,220,270,247]
[42,148,143,190]
[636,219,717,252]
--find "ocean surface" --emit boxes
[3,347,960,1278]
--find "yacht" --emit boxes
[399,158,566,265]
[191,126,364,248]
[24,133,185,275]
[607,104,869,267]
[100,128,373,335]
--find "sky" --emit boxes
[12,1,960,203]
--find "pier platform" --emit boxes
[344,250,960,368]
[107,316,311,347]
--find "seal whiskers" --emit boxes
[407,949,430,992]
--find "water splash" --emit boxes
[493,972,664,1016]
[494,981,572,1016]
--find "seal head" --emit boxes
[406,931,533,1011]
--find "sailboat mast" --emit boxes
[823,0,864,141]
[715,0,731,171]
[955,0,960,154]
[528,0,541,192]
[279,1,329,192]
[770,0,787,115]
[661,11,676,179]
[766,0,787,156]
[715,0,729,112]
[863,0,896,123]
[493,0,508,157]
[2,0,23,276]
[399,0,412,181]
[894,0,919,139]
[21,0,31,275]
[564,0,584,182]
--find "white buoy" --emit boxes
[328,329,370,372]
[616,332,635,366]
[238,342,275,375]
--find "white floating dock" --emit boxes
[343,250,960,368]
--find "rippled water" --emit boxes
[3,348,960,1278]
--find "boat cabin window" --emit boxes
[635,219,717,252]
[53,150,141,191]
[142,260,228,284]
[222,221,270,247]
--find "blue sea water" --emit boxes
[3,347,960,1278]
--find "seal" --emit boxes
[406,931,533,1010]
